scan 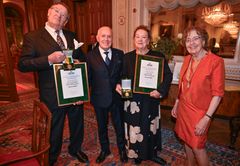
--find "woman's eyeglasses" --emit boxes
[186,36,201,44]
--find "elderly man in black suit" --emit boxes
[18,2,88,165]
[86,26,128,163]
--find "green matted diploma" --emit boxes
[53,63,90,106]
[133,54,164,94]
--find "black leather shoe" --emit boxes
[119,150,128,163]
[151,156,166,165]
[96,151,111,163]
[70,150,89,163]
[134,158,142,165]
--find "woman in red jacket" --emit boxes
[171,26,225,166]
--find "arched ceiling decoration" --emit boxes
[145,0,240,12]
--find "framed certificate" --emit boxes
[133,54,164,94]
[53,63,90,106]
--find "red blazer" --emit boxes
[177,52,225,110]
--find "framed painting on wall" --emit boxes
[159,25,173,38]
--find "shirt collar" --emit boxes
[98,47,111,55]
[45,22,63,35]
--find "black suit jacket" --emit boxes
[86,47,124,108]
[18,28,85,110]
[87,42,98,52]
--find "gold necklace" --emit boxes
[185,50,207,88]
[186,58,201,88]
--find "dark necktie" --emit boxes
[104,51,110,66]
[56,30,65,50]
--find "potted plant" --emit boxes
[151,33,183,62]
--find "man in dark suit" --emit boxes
[18,2,88,165]
[86,26,127,163]
[87,33,98,53]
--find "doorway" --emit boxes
[4,4,36,96]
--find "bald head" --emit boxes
[96,26,112,50]
[97,26,112,36]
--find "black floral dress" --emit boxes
[122,50,172,160]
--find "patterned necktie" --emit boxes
[56,30,65,50]
[104,51,110,66]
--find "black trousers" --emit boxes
[94,102,125,153]
[49,105,84,163]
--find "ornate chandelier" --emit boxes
[202,2,232,26]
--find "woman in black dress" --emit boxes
[116,25,172,164]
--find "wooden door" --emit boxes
[74,0,112,52]
[24,0,51,31]
[0,0,18,101]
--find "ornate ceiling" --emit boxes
[145,0,240,12]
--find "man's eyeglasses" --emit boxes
[186,36,201,44]
[51,7,68,19]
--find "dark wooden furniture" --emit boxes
[160,83,240,149]
[0,100,52,166]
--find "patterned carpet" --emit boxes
[0,94,239,166]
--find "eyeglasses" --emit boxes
[185,36,201,44]
[51,7,68,19]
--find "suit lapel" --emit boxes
[40,29,73,50]
[63,30,74,50]
[40,29,60,49]
[93,48,107,67]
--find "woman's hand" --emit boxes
[194,116,211,136]
[73,100,84,105]
[115,84,122,95]
[73,59,80,64]
[171,99,179,118]
[194,96,221,136]
[149,90,161,98]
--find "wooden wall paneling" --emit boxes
[101,0,112,26]
[24,0,52,31]
[88,0,112,30]
[88,1,98,34]
[216,91,240,117]
[74,2,88,52]
[0,0,18,101]
[73,0,112,53]
[61,0,75,31]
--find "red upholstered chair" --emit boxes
[0,100,52,166]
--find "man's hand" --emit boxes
[115,84,122,95]
[149,90,161,99]
[48,51,66,64]
[73,59,80,64]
